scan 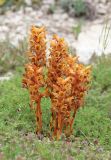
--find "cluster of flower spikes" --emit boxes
[22,26,91,139]
[47,35,91,139]
[22,26,46,133]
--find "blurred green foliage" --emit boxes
[0,0,42,13]
[47,4,56,14]
[0,39,27,74]
[72,20,84,39]
[0,0,5,6]
[60,0,71,12]
[60,0,87,17]
[74,0,86,16]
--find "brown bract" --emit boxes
[22,26,91,139]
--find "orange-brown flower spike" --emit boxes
[22,26,91,139]
[48,34,91,139]
[22,26,47,134]
[29,26,46,67]
[47,35,72,139]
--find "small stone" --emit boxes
[97,4,107,14]
[96,147,104,153]
[53,14,60,21]
[61,13,68,20]
[25,0,32,6]
[0,34,6,41]
[0,26,9,32]
[25,7,33,13]
[30,11,37,17]
[0,72,13,81]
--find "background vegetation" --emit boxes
[0,40,111,159]
[0,0,42,13]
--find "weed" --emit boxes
[47,4,56,14]
[72,20,83,39]
[0,39,27,74]
[74,0,86,17]
[60,0,96,19]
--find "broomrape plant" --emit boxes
[22,26,91,140]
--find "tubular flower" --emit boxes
[22,26,91,139]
